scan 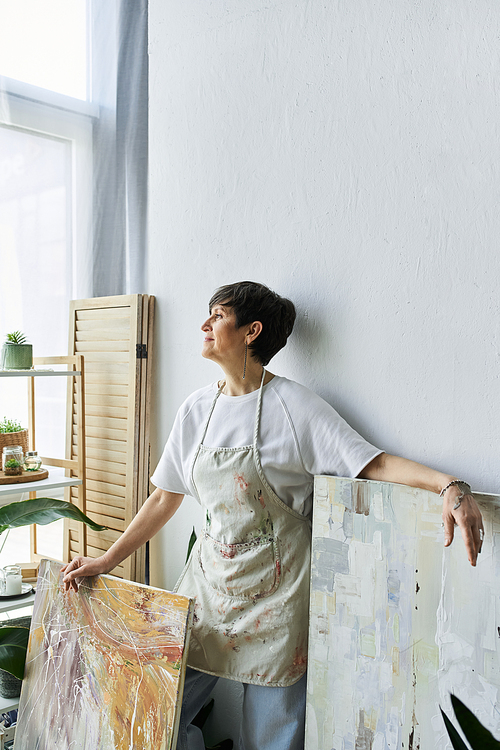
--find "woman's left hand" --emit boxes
[442,485,484,566]
[359,454,485,566]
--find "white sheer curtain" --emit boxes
[0,0,148,346]
[0,0,148,562]
[91,0,148,296]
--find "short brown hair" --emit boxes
[209,282,296,366]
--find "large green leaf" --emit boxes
[0,497,107,534]
[0,626,29,680]
[186,526,197,563]
[441,707,470,750]
[451,695,500,749]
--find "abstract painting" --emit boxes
[14,559,193,750]
[306,476,500,750]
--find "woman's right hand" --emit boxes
[61,555,111,593]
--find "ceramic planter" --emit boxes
[1,343,33,370]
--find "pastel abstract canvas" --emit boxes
[306,476,500,750]
[14,559,193,750]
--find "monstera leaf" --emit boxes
[0,626,30,680]
[441,695,500,750]
[0,497,107,534]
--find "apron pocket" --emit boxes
[198,531,281,600]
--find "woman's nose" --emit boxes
[201,318,211,331]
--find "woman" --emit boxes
[63,281,484,750]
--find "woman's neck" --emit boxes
[220,363,274,396]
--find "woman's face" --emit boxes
[201,304,247,365]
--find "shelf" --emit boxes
[0,370,81,378]
[0,694,20,712]
[0,592,35,615]
[0,471,82,500]
[1,353,87,562]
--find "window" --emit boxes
[0,0,88,100]
[0,0,148,566]
[0,0,94,565]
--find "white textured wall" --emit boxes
[148,0,500,741]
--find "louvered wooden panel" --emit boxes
[135,295,155,583]
[65,294,154,582]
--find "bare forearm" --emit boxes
[63,488,184,589]
[359,453,455,494]
[102,488,184,570]
[358,452,484,567]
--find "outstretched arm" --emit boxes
[62,487,184,591]
[358,453,484,566]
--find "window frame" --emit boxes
[1,75,98,299]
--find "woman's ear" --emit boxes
[247,321,263,343]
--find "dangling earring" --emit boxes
[242,340,248,379]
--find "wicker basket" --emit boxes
[0,430,29,456]
[0,615,31,698]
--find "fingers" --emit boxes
[442,491,484,567]
[61,557,86,593]
[471,523,484,557]
[458,522,478,567]
[442,510,455,548]
[61,556,109,593]
[455,512,484,567]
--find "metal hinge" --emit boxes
[136,344,148,359]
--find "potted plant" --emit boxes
[4,457,22,477]
[0,417,29,456]
[1,331,33,370]
[0,497,107,696]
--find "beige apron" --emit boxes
[174,371,312,687]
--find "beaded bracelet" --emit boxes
[439,480,472,510]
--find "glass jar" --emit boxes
[23,450,42,472]
[2,445,23,475]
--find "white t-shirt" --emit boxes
[150,375,382,517]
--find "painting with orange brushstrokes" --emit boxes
[14,559,193,750]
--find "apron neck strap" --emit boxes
[199,369,267,447]
[198,381,224,445]
[253,368,266,448]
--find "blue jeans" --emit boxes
[176,668,307,750]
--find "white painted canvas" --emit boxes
[306,476,500,749]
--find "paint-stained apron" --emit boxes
[174,371,311,687]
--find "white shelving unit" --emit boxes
[0,473,82,503]
[0,357,86,717]
[0,593,35,617]
[0,693,24,714]
[0,369,81,378]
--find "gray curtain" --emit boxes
[91,0,148,297]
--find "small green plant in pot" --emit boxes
[0,418,23,434]
[1,331,33,370]
[0,497,108,696]
[0,416,29,456]
[4,458,22,477]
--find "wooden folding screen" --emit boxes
[64,294,154,582]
